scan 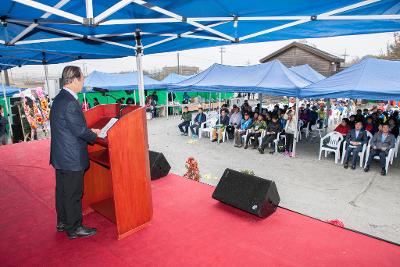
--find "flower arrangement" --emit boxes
[183,157,200,182]
[240,169,255,176]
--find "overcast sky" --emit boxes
[8,31,398,80]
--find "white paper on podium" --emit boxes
[98,118,118,138]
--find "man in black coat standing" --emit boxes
[50,66,100,239]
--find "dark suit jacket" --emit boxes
[345,129,368,146]
[194,113,206,124]
[50,89,97,171]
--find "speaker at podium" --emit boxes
[83,104,153,240]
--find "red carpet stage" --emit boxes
[1,140,399,266]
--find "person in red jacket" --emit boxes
[334,118,351,137]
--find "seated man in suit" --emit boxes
[364,123,396,176]
[50,66,101,239]
[178,106,192,136]
[190,108,206,138]
[343,121,368,169]
[211,109,230,142]
[258,115,282,154]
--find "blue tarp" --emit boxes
[300,57,400,100]
[83,71,163,92]
[289,65,325,83]
[168,60,311,96]
[160,73,193,84]
[1,86,22,97]
[1,0,400,68]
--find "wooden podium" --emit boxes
[83,104,152,240]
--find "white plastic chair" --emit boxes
[297,120,303,140]
[274,131,286,153]
[199,118,217,140]
[300,121,310,139]
[319,131,344,164]
[364,144,394,174]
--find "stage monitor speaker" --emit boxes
[149,150,171,180]
[212,168,280,218]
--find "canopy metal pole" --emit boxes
[292,97,300,157]
[1,70,13,141]
[83,93,87,110]
[43,64,50,96]
[209,92,211,111]
[133,90,137,105]
[259,93,262,111]
[166,90,169,119]
[135,30,145,106]
[218,92,221,124]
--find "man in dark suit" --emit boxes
[364,123,396,176]
[343,121,368,169]
[189,108,206,137]
[50,66,100,239]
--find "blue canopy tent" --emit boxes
[168,60,311,96]
[300,57,400,100]
[160,73,193,85]
[84,70,162,91]
[1,0,400,107]
[1,0,399,152]
[1,86,22,97]
[289,64,326,83]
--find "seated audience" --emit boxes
[388,118,399,138]
[211,109,230,142]
[364,116,376,134]
[364,123,396,176]
[234,112,253,148]
[284,111,296,157]
[178,106,192,136]
[244,115,266,149]
[227,105,242,139]
[126,97,134,105]
[343,121,368,169]
[348,115,356,129]
[317,106,326,128]
[258,115,282,154]
[335,118,351,136]
[190,108,206,137]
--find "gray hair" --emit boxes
[61,66,82,86]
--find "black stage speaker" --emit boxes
[212,168,280,218]
[149,150,171,180]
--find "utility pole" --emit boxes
[177,53,180,75]
[219,46,225,64]
[342,49,349,64]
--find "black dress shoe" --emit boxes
[351,165,356,170]
[211,139,217,142]
[258,147,264,154]
[343,163,348,169]
[67,225,97,239]
[56,222,66,232]
[364,165,370,172]
[244,145,248,149]
[381,168,386,176]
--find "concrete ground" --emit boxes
[147,115,400,244]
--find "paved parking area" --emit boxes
[148,116,400,244]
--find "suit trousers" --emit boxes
[178,121,190,134]
[366,149,387,169]
[55,169,84,233]
[344,145,363,166]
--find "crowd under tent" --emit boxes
[300,57,400,100]
[289,64,326,83]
